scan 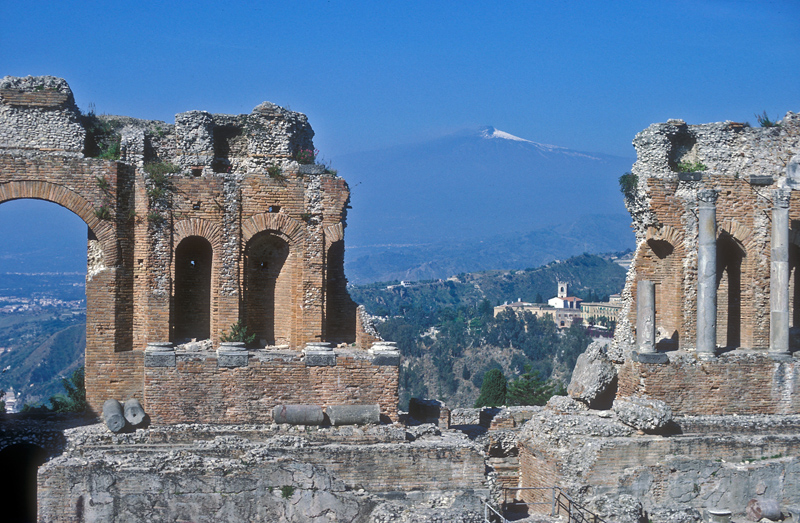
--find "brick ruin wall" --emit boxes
[0,75,396,422]
[145,350,399,424]
[608,113,800,415]
[617,351,800,416]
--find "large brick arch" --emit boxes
[0,180,116,265]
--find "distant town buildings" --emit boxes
[494,282,621,329]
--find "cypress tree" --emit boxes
[474,368,507,407]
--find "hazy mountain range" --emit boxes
[334,127,636,282]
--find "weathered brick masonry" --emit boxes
[0,75,397,423]
[145,350,399,424]
[613,114,800,414]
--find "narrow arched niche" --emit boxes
[244,232,291,346]
[172,236,213,342]
[716,233,745,349]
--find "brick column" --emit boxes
[696,189,719,359]
[770,188,791,356]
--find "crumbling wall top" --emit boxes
[0,75,319,177]
[632,113,800,181]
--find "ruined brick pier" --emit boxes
[0,75,395,424]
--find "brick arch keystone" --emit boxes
[717,218,753,254]
[173,217,223,251]
[645,225,684,249]
[0,180,116,265]
[242,213,304,244]
[323,222,345,251]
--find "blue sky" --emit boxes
[3,1,799,158]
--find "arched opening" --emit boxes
[716,233,745,349]
[325,240,356,344]
[244,232,290,346]
[0,199,88,410]
[641,238,681,350]
[789,242,800,349]
[0,443,47,522]
[172,236,212,342]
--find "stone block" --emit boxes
[632,351,669,364]
[613,396,672,433]
[217,348,249,368]
[371,352,400,366]
[568,341,617,408]
[678,172,703,181]
[144,349,175,367]
[326,404,381,426]
[305,351,336,367]
[749,174,774,186]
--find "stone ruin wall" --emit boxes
[0,75,392,424]
[33,423,488,523]
[610,113,800,416]
[514,115,800,522]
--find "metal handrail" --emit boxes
[483,500,508,523]
[499,487,607,523]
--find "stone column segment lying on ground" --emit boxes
[123,398,146,427]
[696,188,719,358]
[326,404,381,426]
[272,404,324,425]
[771,188,791,355]
[103,398,126,433]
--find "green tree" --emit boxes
[49,366,88,413]
[474,368,507,407]
[507,366,565,406]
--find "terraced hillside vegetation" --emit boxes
[349,253,627,408]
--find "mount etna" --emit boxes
[333,126,636,282]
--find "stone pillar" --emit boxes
[696,189,719,358]
[770,188,791,355]
[636,280,656,353]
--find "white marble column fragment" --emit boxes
[696,189,719,358]
[770,188,791,355]
[637,280,656,353]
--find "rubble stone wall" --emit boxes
[518,411,800,518]
[36,424,488,523]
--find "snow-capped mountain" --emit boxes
[333,127,635,281]
[478,126,599,159]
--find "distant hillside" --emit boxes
[345,213,634,284]
[0,311,86,409]
[350,253,628,317]
[349,253,628,409]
